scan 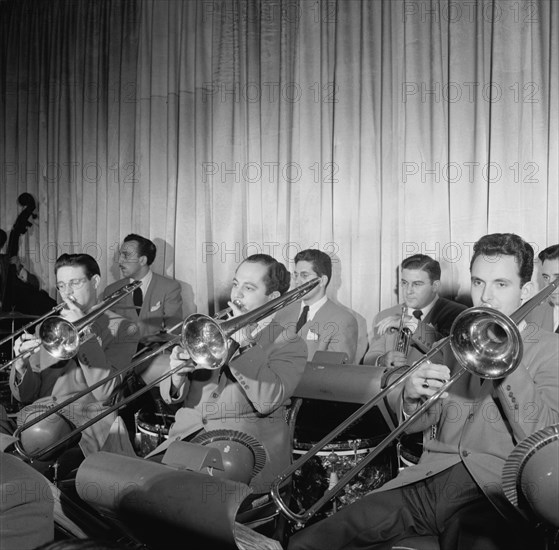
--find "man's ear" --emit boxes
[267,290,280,302]
[139,255,148,267]
[433,279,441,293]
[320,275,329,288]
[520,281,534,303]
[92,274,101,290]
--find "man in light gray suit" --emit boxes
[103,234,183,341]
[274,249,358,363]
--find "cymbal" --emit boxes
[0,311,39,320]
[140,332,176,345]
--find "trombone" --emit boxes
[270,279,559,526]
[0,303,66,348]
[0,281,142,373]
[12,277,320,461]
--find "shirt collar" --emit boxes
[130,269,152,294]
[406,295,438,319]
[302,294,327,321]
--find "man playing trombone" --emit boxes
[3,254,139,472]
[288,233,559,550]
[147,253,308,499]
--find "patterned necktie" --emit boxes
[133,285,143,311]
[295,305,310,333]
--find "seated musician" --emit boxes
[4,254,138,468]
[363,253,466,368]
[146,254,307,499]
[288,233,559,550]
[103,234,183,342]
[274,249,358,363]
[526,244,559,333]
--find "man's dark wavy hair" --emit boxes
[470,233,534,286]
[401,254,441,283]
[54,253,100,278]
[242,254,291,295]
[538,244,559,263]
[124,234,157,266]
[294,249,332,286]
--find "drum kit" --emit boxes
[290,400,396,524]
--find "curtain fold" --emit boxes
[1,0,557,358]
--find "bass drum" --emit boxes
[291,399,398,524]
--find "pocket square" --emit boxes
[150,301,161,312]
[306,330,319,341]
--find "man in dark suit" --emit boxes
[274,249,358,363]
[526,244,558,333]
[363,254,466,368]
[288,233,559,550]
[103,234,183,341]
[147,254,307,497]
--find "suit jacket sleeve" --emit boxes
[493,329,559,441]
[9,363,42,404]
[363,333,396,365]
[73,316,139,402]
[227,331,307,415]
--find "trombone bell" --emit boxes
[181,313,231,369]
[450,307,523,379]
[39,318,82,360]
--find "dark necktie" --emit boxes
[412,309,423,321]
[295,305,310,333]
[133,285,143,312]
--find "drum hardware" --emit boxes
[11,278,320,461]
[270,280,559,527]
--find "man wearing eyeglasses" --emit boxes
[274,249,359,363]
[6,253,138,471]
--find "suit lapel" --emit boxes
[141,273,158,316]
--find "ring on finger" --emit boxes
[422,378,430,389]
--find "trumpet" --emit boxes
[12,278,320,461]
[0,281,141,372]
[394,305,413,355]
[270,279,559,526]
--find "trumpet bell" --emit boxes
[181,313,229,369]
[450,307,523,379]
[39,317,80,360]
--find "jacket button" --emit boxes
[212,393,218,398]
[202,418,208,425]
[462,450,469,457]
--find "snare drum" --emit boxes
[135,409,174,457]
